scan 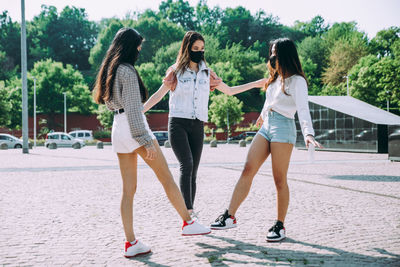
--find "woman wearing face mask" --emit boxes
[210,38,323,242]
[144,31,267,218]
[93,28,211,258]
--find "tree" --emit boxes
[347,55,400,111]
[0,81,12,127]
[136,63,166,110]
[208,94,244,131]
[0,11,21,80]
[159,0,197,30]
[89,19,124,71]
[370,26,400,58]
[195,0,223,35]
[322,34,369,87]
[28,5,98,70]
[293,15,329,37]
[96,105,113,129]
[3,59,95,129]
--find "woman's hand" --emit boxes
[305,135,323,149]
[256,115,264,127]
[145,143,157,160]
[252,78,268,88]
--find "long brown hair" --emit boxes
[175,31,206,76]
[264,38,307,95]
[93,27,148,104]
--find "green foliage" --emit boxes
[209,62,241,86]
[0,11,20,80]
[159,0,197,30]
[322,34,369,86]
[209,94,244,130]
[95,105,114,129]
[0,81,12,127]
[370,26,400,58]
[93,129,111,139]
[89,20,125,71]
[293,15,329,37]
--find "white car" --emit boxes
[0,133,23,149]
[45,132,86,149]
[69,130,93,141]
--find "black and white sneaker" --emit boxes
[266,220,286,242]
[210,209,237,230]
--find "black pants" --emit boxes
[168,117,204,210]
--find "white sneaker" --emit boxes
[210,209,237,230]
[182,220,211,236]
[124,240,151,258]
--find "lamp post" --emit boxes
[386,90,390,112]
[226,107,230,144]
[63,92,67,133]
[20,0,29,154]
[33,77,36,148]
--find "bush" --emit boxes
[93,130,111,139]
[235,123,260,132]
[204,136,216,143]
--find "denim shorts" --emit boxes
[257,110,296,145]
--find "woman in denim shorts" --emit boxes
[211,38,323,242]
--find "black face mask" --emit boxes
[269,55,277,69]
[189,50,204,63]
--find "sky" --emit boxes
[2,0,400,39]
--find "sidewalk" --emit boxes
[0,145,399,266]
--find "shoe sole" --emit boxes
[124,249,151,258]
[266,237,286,242]
[210,224,237,230]
[182,231,211,236]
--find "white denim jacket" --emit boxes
[167,61,211,122]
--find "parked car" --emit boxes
[0,133,23,149]
[45,132,86,148]
[153,131,169,146]
[69,130,94,141]
[228,131,257,141]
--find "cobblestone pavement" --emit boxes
[1,144,399,266]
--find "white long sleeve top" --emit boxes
[261,75,315,140]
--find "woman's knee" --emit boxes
[122,184,137,199]
[273,175,288,191]
[242,161,258,177]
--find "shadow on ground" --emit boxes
[329,175,400,182]
[193,234,399,266]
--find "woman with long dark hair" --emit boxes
[210,38,322,242]
[143,31,267,218]
[93,28,210,258]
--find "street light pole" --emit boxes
[226,107,230,144]
[33,77,36,148]
[63,92,67,133]
[20,0,29,154]
[386,90,390,112]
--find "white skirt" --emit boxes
[111,112,156,153]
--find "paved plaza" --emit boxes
[0,144,399,266]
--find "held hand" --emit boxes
[145,143,157,160]
[256,115,264,127]
[253,78,268,88]
[305,135,324,149]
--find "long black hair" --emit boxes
[265,38,307,94]
[93,27,148,104]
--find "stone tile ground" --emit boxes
[0,145,399,266]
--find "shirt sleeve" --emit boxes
[162,67,177,91]
[290,77,315,139]
[209,69,223,91]
[119,66,154,149]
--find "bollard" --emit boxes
[0,142,8,150]
[28,142,33,149]
[164,140,171,148]
[96,141,104,149]
[239,140,246,147]
[210,140,217,147]
[48,143,57,149]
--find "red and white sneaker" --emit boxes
[182,220,211,236]
[124,240,151,258]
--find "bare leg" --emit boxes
[228,134,271,216]
[136,140,191,222]
[117,152,138,242]
[270,142,293,223]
